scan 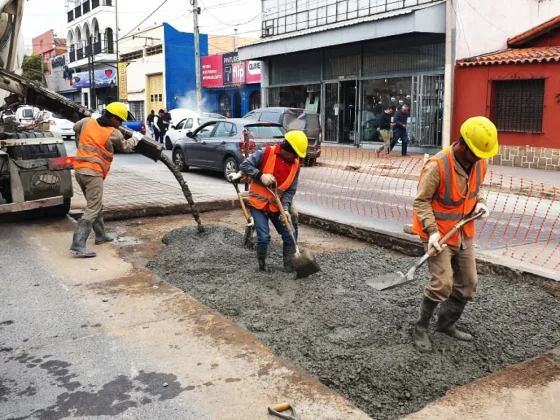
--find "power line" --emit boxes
[120,0,170,40]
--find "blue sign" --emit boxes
[72,68,116,89]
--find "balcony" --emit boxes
[69,50,76,63]
[67,10,73,22]
[85,43,92,57]
[77,47,84,60]
[94,41,102,55]
[83,0,90,14]
[74,5,81,19]
[92,0,100,9]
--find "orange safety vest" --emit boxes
[74,119,115,178]
[412,146,486,246]
[247,145,299,212]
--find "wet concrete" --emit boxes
[149,225,560,420]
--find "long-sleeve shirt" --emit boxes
[413,146,487,248]
[394,110,408,130]
[73,117,136,177]
[380,111,392,130]
[240,146,300,211]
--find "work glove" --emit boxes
[227,171,242,183]
[474,202,490,219]
[132,132,143,144]
[282,210,292,227]
[260,173,276,187]
[428,232,443,253]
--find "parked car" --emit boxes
[244,107,322,166]
[122,111,146,135]
[15,106,40,129]
[38,110,75,140]
[172,119,286,180]
[165,112,226,150]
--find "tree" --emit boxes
[22,54,44,82]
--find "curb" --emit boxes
[299,212,558,282]
[69,198,241,221]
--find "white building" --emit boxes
[64,0,118,109]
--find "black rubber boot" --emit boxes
[92,214,114,245]
[256,247,267,272]
[436,296,473,342]
[283,243,296,273]
[412,296,439,353]
[70,218,97,258]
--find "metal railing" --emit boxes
[77,47,84,60]
[262,0,441,38]
[94,41,102,55]
[69,50,76,63]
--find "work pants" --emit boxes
[250,207,295,249]
[75,172,104,221]
[394,128,409,155]
[377,129,391,155]
[424,243,478,302]
[154,129,164,144]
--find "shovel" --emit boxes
[268,402,300,420]
[366,211,484,291]
[267,187,321,279]
[232,180,255,248]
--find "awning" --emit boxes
[238,1,445,60]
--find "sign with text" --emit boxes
[223,52,240,85]
[246,60,261,84]
[117,62,128,101]
[201,55,223,88]
[72,68,116,89]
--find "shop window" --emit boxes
[324,43,360,80]
[492,79,544,133]
[270,51,321,85]
[249,91,261,111]
[218,92,231,117]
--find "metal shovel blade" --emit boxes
[366,271,414,291]
[291,248,321,279]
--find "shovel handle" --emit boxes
[427,211,485,257]
[267,187,298,248]
[271,403,291,412]
[232,182,252,223]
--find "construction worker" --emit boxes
[411,116,498,352]
[231,131,308,272]
[70,102,142,258]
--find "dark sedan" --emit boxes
[172,118,286,180]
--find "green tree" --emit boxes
[22,54,44,82]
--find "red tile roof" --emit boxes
[508,15,560,47]
[458,46,560,67]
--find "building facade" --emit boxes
[32,30,67,75]
[453,15,560,171]
[239,0,446,147]
[119,23,208,122]
[63,0,118,108]
[201,52,261,117]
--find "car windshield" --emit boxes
[52,112,65,119]
[284,112,319,132]
[22,109,34,118]
[246,125,286,138]
[198,117,214,125]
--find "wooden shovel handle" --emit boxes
[268,187,296,239]
[428,211,484,257]
[233,182,252,222]
[271,402,291,412]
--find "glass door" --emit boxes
[324,82,339,143]
[411,75,444,147]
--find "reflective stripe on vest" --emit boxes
[247,145,299,212]
[73,119,115,178]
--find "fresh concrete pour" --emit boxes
[149,226,560,419]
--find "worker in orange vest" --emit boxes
[231,131,308,272]
[70,102,142,258]
[411,116,499,352]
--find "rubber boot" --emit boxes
[283,243,296,273]
[412,296,439,353]
[256,247,267,272]
[92,214,114,245]
[70,218,97,258]
[436,295,473,342]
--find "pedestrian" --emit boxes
[153,109,165,144]
[70,102,142,258]
[393,104,410,156]
[230,131,308,273]
[146,109,155,136]
[163,109,172,133]
[376,106,395,158]
[410,116,499,352]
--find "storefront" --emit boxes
[201,52,261,118]
[238,2,447,147]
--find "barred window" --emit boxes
[493,79,545,133]
[121,50,143,62]
[146,45,163,57]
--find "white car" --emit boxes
[39,111,75,140]
[15,106,40,129]
[164,112,225,150]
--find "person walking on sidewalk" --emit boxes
[232,131,308,273]
[70,102,142,258]
[153,109,165,144]
[146,110,155,136]
[376,106,395,158]
[411,116,499,352]
[393,105,410,156]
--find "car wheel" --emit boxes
[223,156,238,180]
[165,136,173,151]
[172,148,189,172]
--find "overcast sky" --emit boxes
[22,0,263,51]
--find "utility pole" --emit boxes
[192,0,202,113]
[115,0,120,101]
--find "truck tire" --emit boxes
[46,198,71,218]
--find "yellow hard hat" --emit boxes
[105,102,128,122]
[460,116,499,159]
[284,130,308,158]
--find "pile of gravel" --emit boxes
[149,226,560,419]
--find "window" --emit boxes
[185,118,194,129]
[146,44,163,56]
[175,119,186,130]
[214,122,235,137]
[198,122,218,137]
[493,79,545,133]
[121,50,143,61]
[259,112,281,123]
[129,101,145,122]
[246,125,286,138]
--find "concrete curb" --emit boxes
[299,212,558,282]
